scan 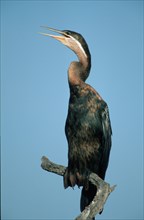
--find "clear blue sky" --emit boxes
[1,1,143,219]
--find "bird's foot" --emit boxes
[63,168,76,188]
[63,168,89,189]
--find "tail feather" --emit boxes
[80,183,97,219]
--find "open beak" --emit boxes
[39,26,69,44]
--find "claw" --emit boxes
[69,172,76,188]
[63,168,69,189]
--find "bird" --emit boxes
[40,26,112,218]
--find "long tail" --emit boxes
[80,182,97,219]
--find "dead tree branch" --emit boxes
[41,156,116,220]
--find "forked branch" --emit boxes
[41,156,116,220]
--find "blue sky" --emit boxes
[1,1,143,219]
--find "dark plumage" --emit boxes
[40,27,112,218]
[64,80,112,214]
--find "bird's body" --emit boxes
[65,83,111,185]
[40,27,112,218]
[64,82,112,212]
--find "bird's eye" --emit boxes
[65,31,70,35]
[63,30,71,37]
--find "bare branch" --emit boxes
[41,156,66,176]
[41,156,116,220]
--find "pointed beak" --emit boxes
[39,26,69,44]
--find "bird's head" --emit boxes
[39,26,91,62]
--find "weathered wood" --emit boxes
[41,156,116,220]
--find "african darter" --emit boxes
[40,26,112,218]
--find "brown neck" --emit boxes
[68,52,91,87]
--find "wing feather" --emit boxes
[99,103,112,179]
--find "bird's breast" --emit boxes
[65,92,103,145]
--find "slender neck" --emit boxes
[68,48,91,87]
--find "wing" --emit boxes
[98,102,112,179]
